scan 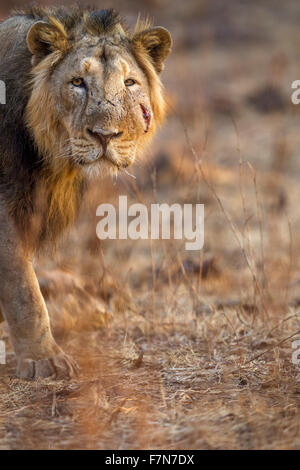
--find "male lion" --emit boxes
[0,6,172,379]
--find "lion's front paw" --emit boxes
[17,352,80,380]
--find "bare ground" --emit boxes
[1,0,300,449]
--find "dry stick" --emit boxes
[248,163,268,291]
[126,163,158,313]
[250,163,293,313]
[98,239,108,304]
[232,119,269,323]
[220,307,238,338]
[120,170,157,316]
[267,312,300,336]
[182,124,271,324]
[150,167,157,314]
[238,156,259,320]
[238,327,300,369]
[121,166,181,319]
[162,241,180,318]
[232,117,266,294]
[234,119,256,281]
[176,251,203,308]
[198,126,211,297]
[283,213,293,308]
[98,197,139,317]
[248,163,269,327]
[247,162,270,323]
[235,309,252,329]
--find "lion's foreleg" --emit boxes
[0,205,78,379]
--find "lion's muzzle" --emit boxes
[87,127,123,154]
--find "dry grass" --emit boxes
[1,0,300,450]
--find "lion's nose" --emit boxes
[87,127,123,152]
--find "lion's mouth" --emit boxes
[78,129,129,169]
[102,154,130,169]
[77,153,129,169]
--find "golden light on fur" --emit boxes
[133,14,154,35]
[0,6,172,252]
[0,5,172,382]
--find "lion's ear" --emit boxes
[27,20,69,61]
[133,27,172,73]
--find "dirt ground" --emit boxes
[1,0,300,449]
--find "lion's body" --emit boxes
[0,11,87,247]
[0,6,171,379]
[0,15,39,230]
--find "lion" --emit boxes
[0,6,172,379]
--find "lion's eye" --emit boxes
[71,78,84,87]
[124,78,136,87]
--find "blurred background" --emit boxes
[1,0,300,450]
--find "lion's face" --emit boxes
[54,41,153,173]
[25,14,172,177]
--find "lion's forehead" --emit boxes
[67,40,133,76]
[80,57,102,74]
